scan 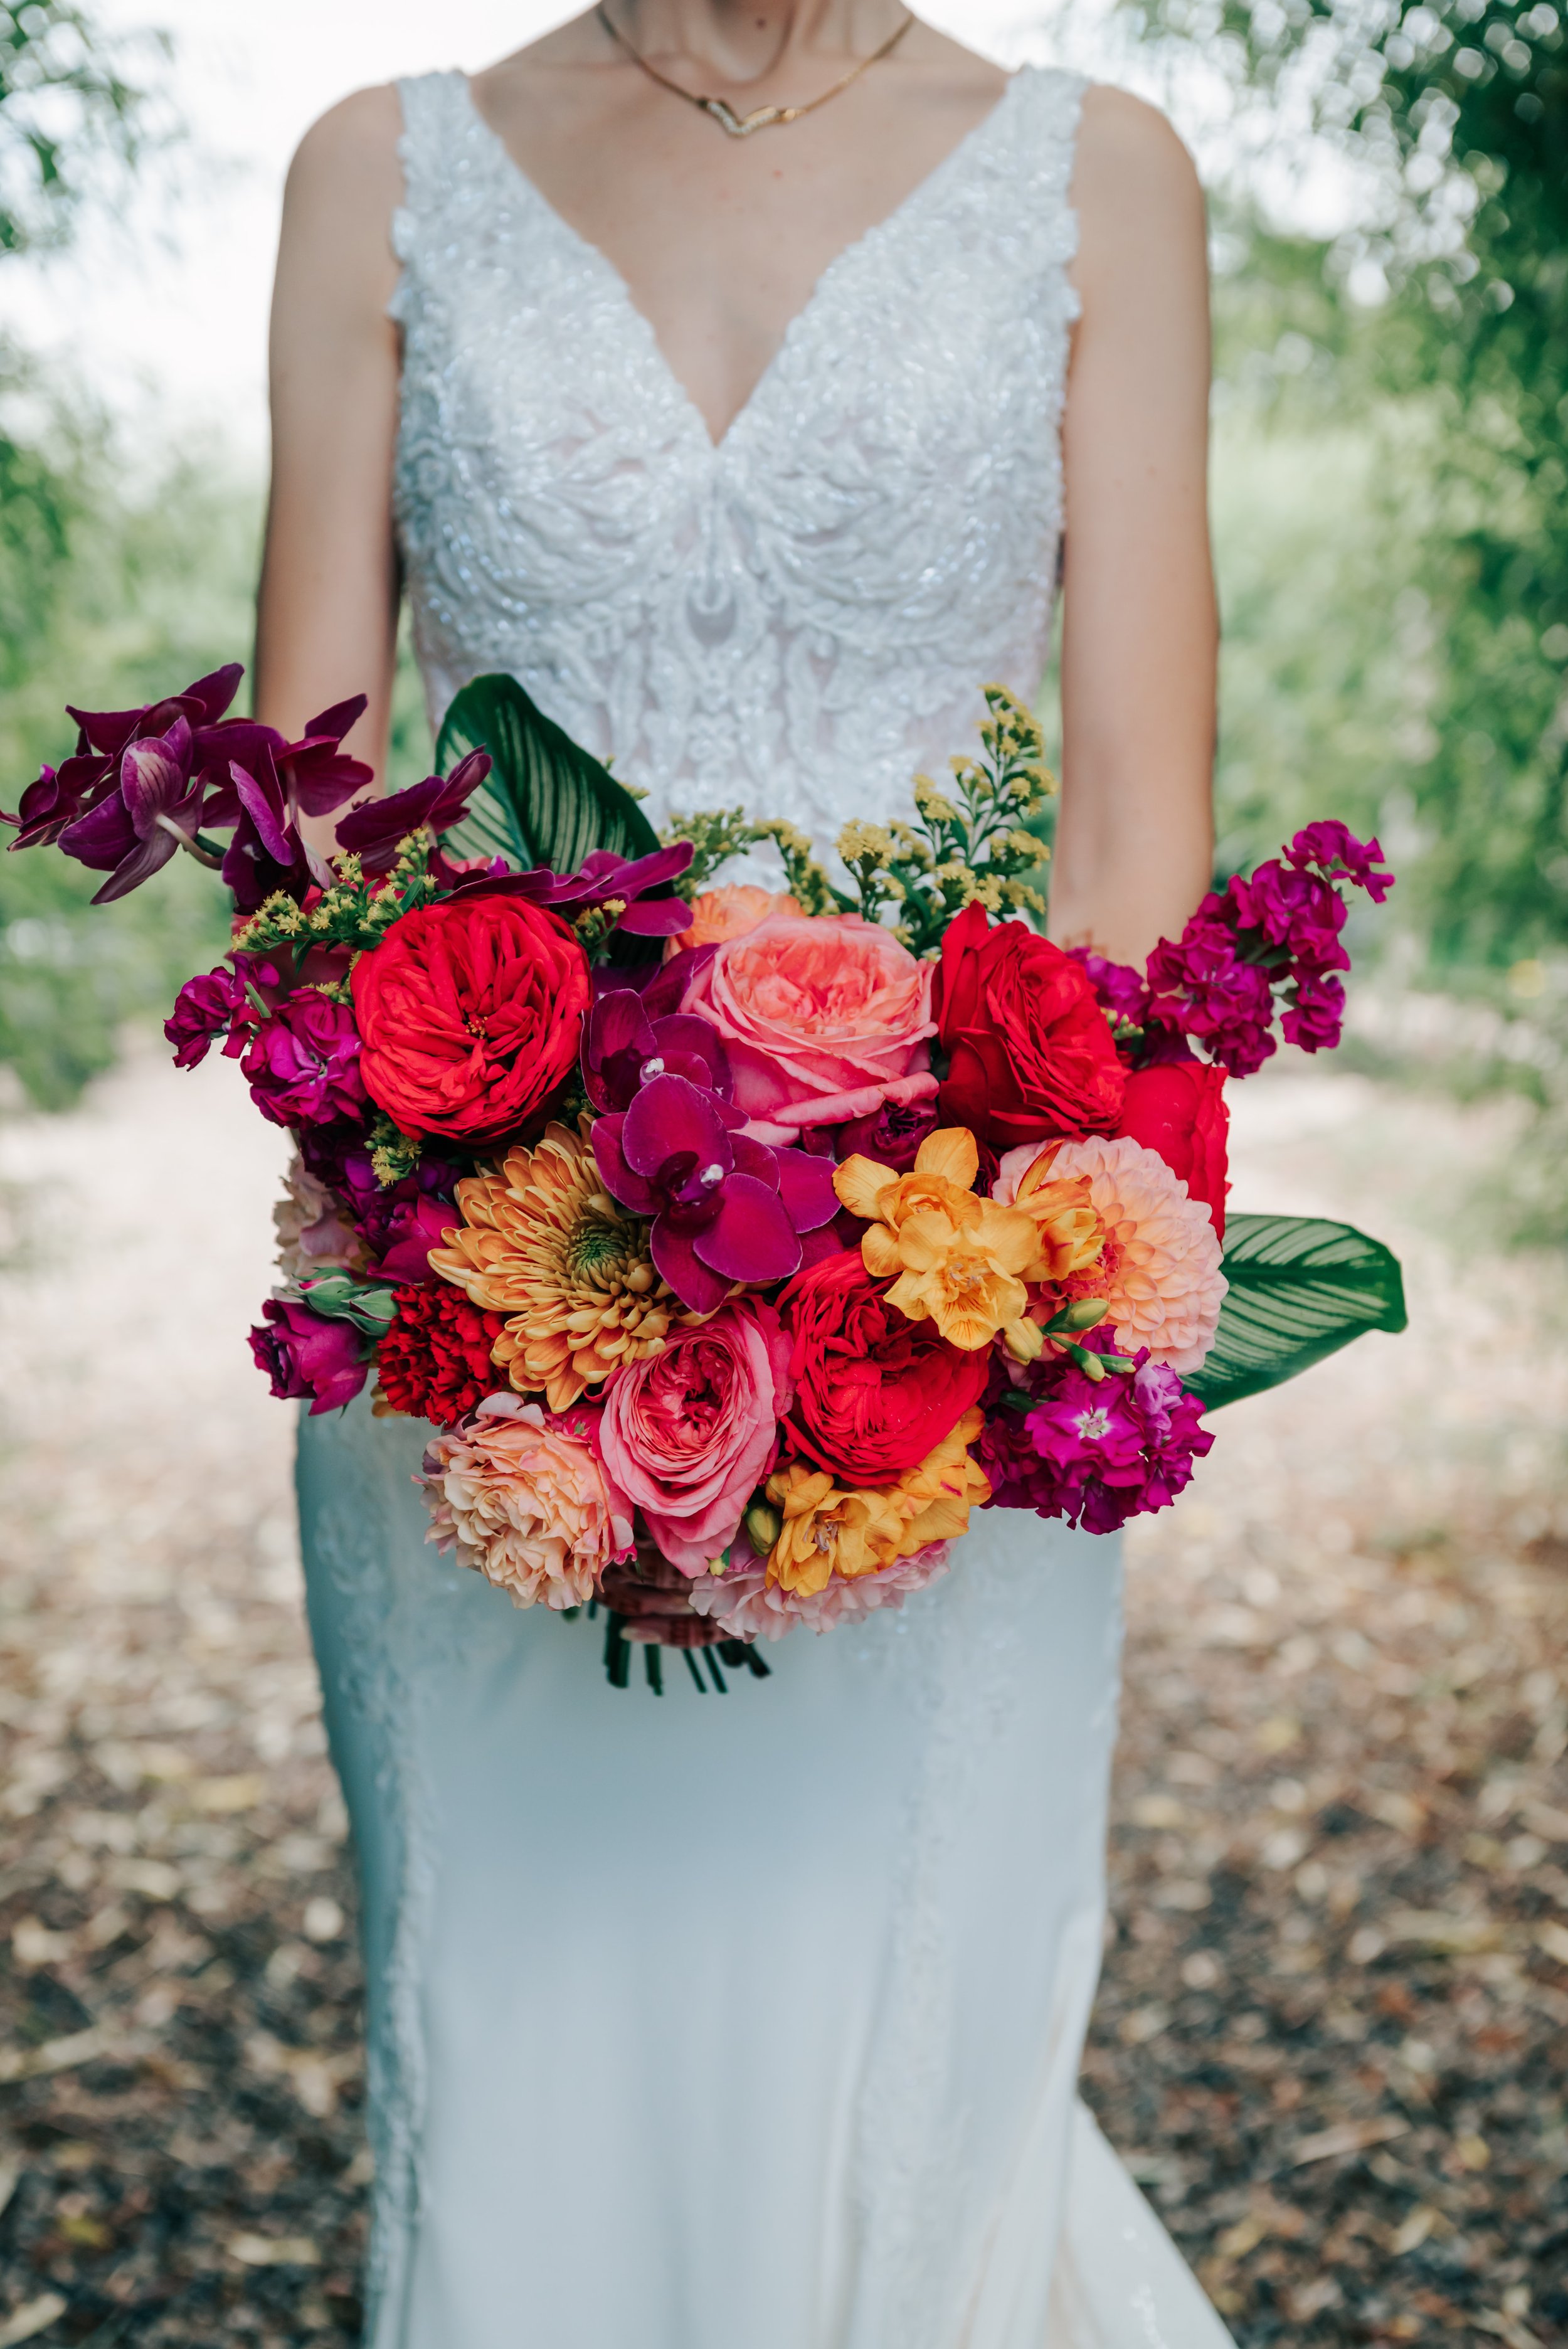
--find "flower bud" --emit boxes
[743,1500,783,1556]
[1059,1297,1110,1332]
[1002,1317,1045,1364]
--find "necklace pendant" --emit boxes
[702,98,785,137]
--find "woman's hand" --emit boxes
[255,87,405,851]
[1055,88,1217,968]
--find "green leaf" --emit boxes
[1187,1213,1407,1412]
[435,674,660,874]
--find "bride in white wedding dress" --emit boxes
[257,8,1231,2344]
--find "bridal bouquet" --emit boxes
[4,666,1406,1690]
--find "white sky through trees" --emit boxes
[3,1,1078,457]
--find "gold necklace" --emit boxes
[596,4,916,138]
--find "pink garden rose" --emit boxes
[419,1396,634,1611]
[680,913,938,1144]
[596,1301,793,1575]
[686,1533,954,1642]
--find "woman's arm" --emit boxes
[255,87,405,843]
[1052,88,1217,967]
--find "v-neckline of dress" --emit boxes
[457,68,1025,457]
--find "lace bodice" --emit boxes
[391,66,1083,868]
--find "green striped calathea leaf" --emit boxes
[1185,1214,1407,1412]
[434,674,661,875]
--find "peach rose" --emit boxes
[667,885,802,956]
[680,913,938,1143]
[418,1396,634,1609]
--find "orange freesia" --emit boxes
[834,1127,1040,1351]
[764,1408,990,1596]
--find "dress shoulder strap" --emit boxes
[389,70,482,320]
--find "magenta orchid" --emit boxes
[582,986,733,1113]
[56,715,213,903]
[591,1071,838,1313]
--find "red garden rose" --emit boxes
[377,1282,506,1428]
[776,1248,990,1485]
[351,895,591,1144]
[936,903,1126,1149]
[1113,1061,1229,1237]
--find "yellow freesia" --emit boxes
[763,1409,992,1595]
[833,1127,1040,1350]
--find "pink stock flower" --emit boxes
[680,913,938,1142]
[596,1300,793,1574]
[418,1396,634,1610]
[242,990,368,1130]
[685,1533,954,1642]
[248,1296,369,1414]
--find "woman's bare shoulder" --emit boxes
[286,84,405,215]
[1073,84,1204,245]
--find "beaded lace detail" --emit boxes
[391,66,1084,868]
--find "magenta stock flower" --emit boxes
[166,965,257,1069]
[978,1337,1212,1533]
[1226,861,1348,977]
[1068,947,1152,1029]
[249,1296,369,1414]
[1145,909,1279,1078]
[1281,969,1347,1052]
[591,1071,838,1313]
[241,990,368,1130]
[1286,821,1394,902]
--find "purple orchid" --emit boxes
[454,841,697,938]
[56,716,216,904]
[6,665,245,856]
[332,749,493,874]
[582,986,732,1113]
[591,1071,838,1313]
[249,1297,369,1414]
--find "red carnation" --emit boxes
[936,904,1125,1150]
[351,894,591,1145]
[378,1283,506,1428]
[1113,1061,1229,1237]
[776,1248,990,1485]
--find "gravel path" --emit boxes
[0,1043,1564,2347]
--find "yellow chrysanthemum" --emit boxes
[834,1127,1041,1350]
[428,1121,680,1411]
[763,1408,991,1597]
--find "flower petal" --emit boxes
[833,1154,897,1221]
[622,1072,729,1181]
[914,1127,979,1189]
[695,1174,802,1285]
[650,1217,734,1314]
[771,1145,840,1233]
[590,1116,659,1216]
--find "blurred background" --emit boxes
[0,4,1564,2346]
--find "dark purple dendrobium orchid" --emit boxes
[5,666,246,855]
[56,716,215,904]
[591,1072,837,1314]
[455,841,697,938]
[332,750,492,874]
[582,987,733,1113]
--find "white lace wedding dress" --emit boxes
[295,63,1236,2349]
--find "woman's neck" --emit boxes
[601,2,913,83]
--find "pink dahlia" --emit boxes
[418,1396,634,1611]
[684,1535,954,1643]
[1004,1133,1226,1376]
